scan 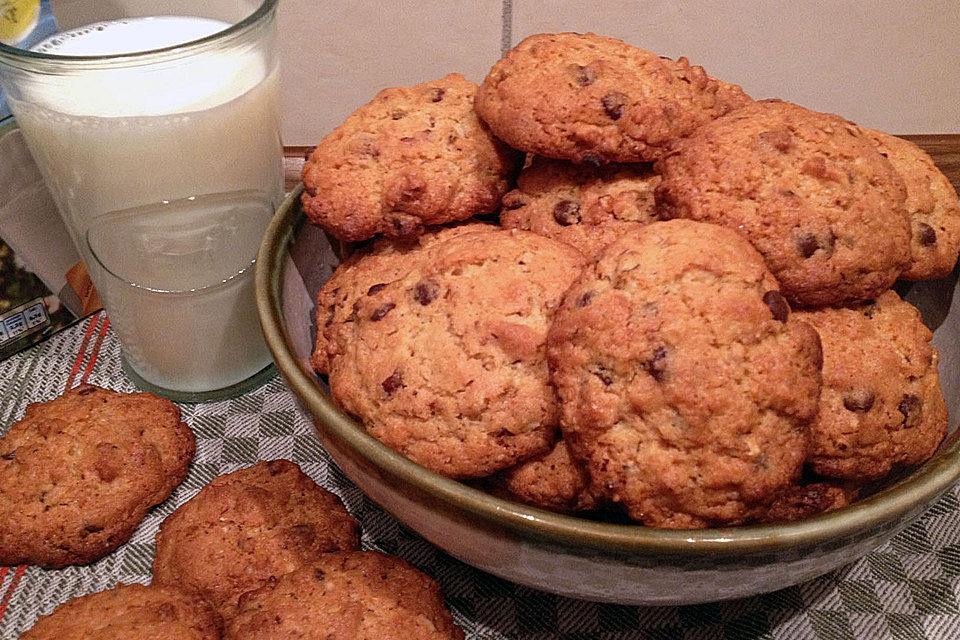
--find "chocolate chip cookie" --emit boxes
[225,552,463,640]
[475,33,751,163]
[152,460,359,619]
[0,384,194,568]
[302,73,521,242]
[322,227,586,478]
[656,100,911,308]
[499,438,597,512]
[795,291,948,479]
[312,222,498,374]
[20,583,220,640]
[549,220,823,528]
[749,480,858,524]
[500,156,661,258]
[863,129,960,280]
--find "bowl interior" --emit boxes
[257,184,960,555]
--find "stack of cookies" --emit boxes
[304,32,956,529]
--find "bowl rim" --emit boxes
[256,183,960,556]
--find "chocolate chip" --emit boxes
[861,301,877,319]
[843,389,875,412]
[429,88,445,102]
[918,222,937,246]
[400,136,416,144]
[267,460,286,475]
[1,450,14,461]
[305,186,318,197]
[381,371,404,395]
[77,385,96,396]
[575,291,596,308]
[591,365,613,386]
[369,303,395,321]
[762,291,790,323]
[367,283,387,296]
[898,394,922,427]
[641,346,668,382]
[796,232,819,258]
[390,109,405,120]
[413,280,440,305]
[83,524,103,535]
[494,427,513,437]
[553,200,581,226]
[601,92,628,120]
[315,568,326,581]
[571,64,597,86]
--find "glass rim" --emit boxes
[0,0,278,69]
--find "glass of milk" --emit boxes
[0,0,282,401]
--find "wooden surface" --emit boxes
[284,135,960,194]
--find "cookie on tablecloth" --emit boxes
[475,33,751,163]
[500,156,660,258]
[655,100,910,307]
[321,227,586,479]
[302,73,521,242]
[152,460,358,619]
[20,583,219,640]
[863,129,960,280]
[548,220,823,528]
[795,291,948,479]
[0,384,194,568]
[225,552,463,640]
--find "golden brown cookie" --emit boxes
[795,291,948,479]
[301,73,521,242]
[0,384,194,568]
[322,228,586,479]
[312,222,498,374]
[20,583,220,640]
[863,129,960,280]
[152,460,359,619]
[225,552,463,640]
[499,438,597,512]
[500,156,661,258]
[749,480,858,524]
[548,220,823,528]
[476,33,751,163]
[656,100,911,308]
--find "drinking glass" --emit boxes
[0,0,283,401]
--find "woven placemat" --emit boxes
[1,312,959,640]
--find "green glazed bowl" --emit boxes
[255,184,960,605]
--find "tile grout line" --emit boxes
[500,0,513,56]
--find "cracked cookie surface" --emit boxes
[501,156,661,259]
[0,384,194,568]
[795,291,948,479]
[863,129,960,281]
[320,227,586,478]
[655,100,911,308]
[476,32,751,163]
[152,460,359,619]
[548,220,823,528]
[20,583,220,640]
[226,552,463,640]
[302,73,521,242]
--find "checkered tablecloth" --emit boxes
[1,312,960,640]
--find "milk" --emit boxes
[7,16,282,394]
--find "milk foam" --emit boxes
[33,16,228,56]
[22,16,265,116]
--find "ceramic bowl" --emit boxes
[255,184,960,605]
